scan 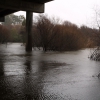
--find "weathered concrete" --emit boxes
[0,0,53,17]
[25,11,33,52]
[0,0,44,13]
[0,17,5,22]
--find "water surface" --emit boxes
[0,43,100,100]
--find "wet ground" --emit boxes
[0,43,100,100]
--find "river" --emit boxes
[0,43,100,100]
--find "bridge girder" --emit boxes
[0,0,53,17]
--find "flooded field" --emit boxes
[0,43,100,100]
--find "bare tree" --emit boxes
[90,8,100,61]
[33,15,57,51]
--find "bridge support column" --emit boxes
[25,11,33,52]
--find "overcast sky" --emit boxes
[15,0,100,28]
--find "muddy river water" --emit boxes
[0,43,100,100]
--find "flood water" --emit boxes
[0,43,100,100]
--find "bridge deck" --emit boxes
[0,0,53,17]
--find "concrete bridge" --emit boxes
[0,0,53,51]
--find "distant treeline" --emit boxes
[0,14,100,51]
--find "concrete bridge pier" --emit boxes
[25,11,33,52]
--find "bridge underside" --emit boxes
[0,0,53,51]
[0,0,53,16]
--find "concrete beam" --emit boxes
[0,17,5,22]
[23,0,53,3]
[0,0,44,13]
[0,10,17,17]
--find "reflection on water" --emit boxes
[24,53,32,75]
[0,60,4,76]
[0,43,100,100]
[39,61,67,72]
